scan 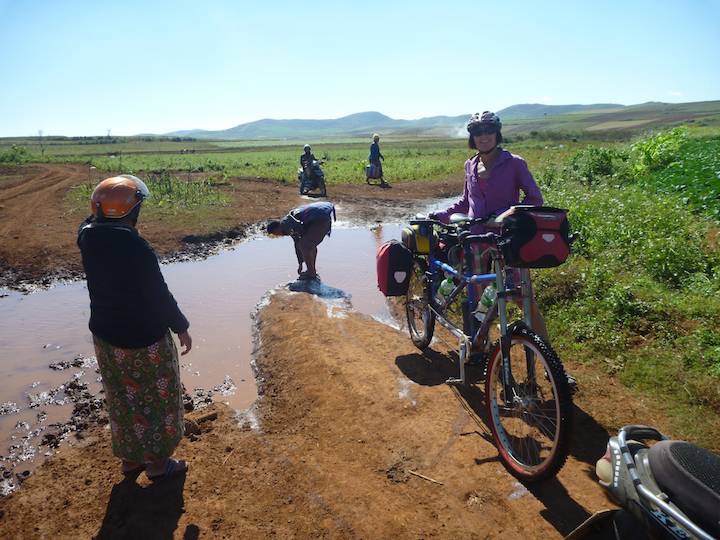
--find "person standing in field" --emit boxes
[266,201,336,280]
[368,133,389,188]
[77,175,192,481]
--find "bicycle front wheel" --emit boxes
[405,259,435,350]
[485,325,572,481]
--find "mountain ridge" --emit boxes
[161,101,720,140]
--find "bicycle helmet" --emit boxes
[466,111,502,134]
[91,174,150,219]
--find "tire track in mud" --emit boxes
[0,164,89,288]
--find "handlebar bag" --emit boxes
[401,224,435,255]
[500,206,570,268]
[377,240,413,296]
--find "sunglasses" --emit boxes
[470,126,498,136]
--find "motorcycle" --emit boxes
[567,425,720,540]
[298,160,327,197]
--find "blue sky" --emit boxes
[1,0,718,136]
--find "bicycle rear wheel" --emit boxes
[405,260,435,350]
[484,324,572,481]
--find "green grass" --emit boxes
[67,171,230,217]
[533,128,720,449]
[28,138,584,185]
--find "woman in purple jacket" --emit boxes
[431,111,542,227]
[430,111,549,337]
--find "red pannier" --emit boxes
[500,206,571,268]
[376,240,413,296]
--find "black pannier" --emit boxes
[376,240,413,296]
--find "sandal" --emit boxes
[146,459,188,481]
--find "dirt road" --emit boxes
[0,290,682,538]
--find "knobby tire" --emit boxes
[484,325,573,481]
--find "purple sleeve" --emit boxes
[433,161,471,223]
[516,158,543,206]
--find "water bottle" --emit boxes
[474,283,497,322]
[436,276,455,302]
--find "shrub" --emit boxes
[567,146,627,185]
[0,144,34,164]
[631,127,687,175]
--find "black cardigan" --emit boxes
[77,219,189,348]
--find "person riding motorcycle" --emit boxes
[300,144,317,171]
[298,144,326,196]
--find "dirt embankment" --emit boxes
[0,163,462,290]
[0,291,682,538]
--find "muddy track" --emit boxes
[0,164,89,288]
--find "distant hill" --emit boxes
[162,101,720,140]
[497,103,624,119]
[166,111,468,140]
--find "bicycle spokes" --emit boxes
[487,333,565,477]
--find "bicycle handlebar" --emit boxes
[410,215,491,229]
[458,232,501,247]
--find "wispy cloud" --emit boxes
[669,90,683,97]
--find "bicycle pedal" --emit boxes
[445,377,465,386]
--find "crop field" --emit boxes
[2,137,590,185]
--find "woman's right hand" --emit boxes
[178,331,192,355]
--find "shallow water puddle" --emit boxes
[0,223,406,474]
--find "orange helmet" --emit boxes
[90,175,150,218]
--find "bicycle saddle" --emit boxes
[649,440,720,537]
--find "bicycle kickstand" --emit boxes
[446,337,470,387]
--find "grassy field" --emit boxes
[67,171,230,217]
[1,136,591,184]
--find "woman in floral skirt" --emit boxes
[78,174,192,480]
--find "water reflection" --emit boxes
[0,225,404,470]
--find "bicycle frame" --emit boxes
[414,219,536,391]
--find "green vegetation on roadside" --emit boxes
[534,127,720,448]
[0,144,35,164]
[67,172,230,218]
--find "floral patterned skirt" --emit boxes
[93,332,184,463]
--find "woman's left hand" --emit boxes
[495,206,518,222]
[178,331,192,355]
